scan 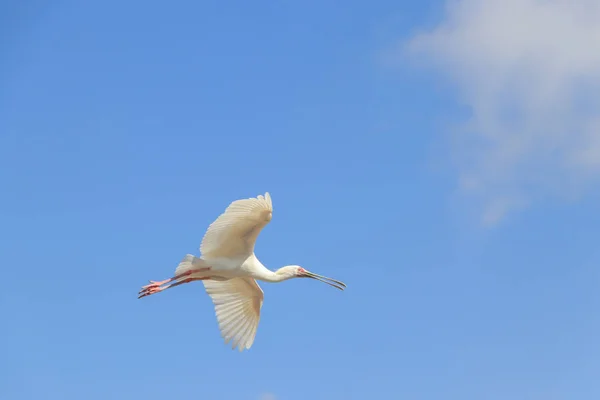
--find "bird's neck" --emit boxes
[250,261,290,283]
[252,267,285,282]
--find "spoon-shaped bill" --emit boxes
[303,270,346,291]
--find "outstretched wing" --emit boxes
[200,192,273,259]
[203,277,264,351]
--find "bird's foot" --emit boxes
[138,286,162,299]
[137,268,212,299]
[138,279,170,299]
[141,279,171,289]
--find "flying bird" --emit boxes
[138,192,346,351]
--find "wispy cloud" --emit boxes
[404,0,600,224]
[259,393,277,400]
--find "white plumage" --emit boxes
[138,192,346,351]
[200,193,273,259]
[203,277,263,350]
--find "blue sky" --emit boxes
[2,1,600,399]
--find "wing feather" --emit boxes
[203,277,264,351]
[200,192,273,259]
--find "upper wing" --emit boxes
[200,192,273,259]
[203,277,264,351]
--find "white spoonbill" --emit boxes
[138,192,346,351]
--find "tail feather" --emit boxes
[175,254,208,276]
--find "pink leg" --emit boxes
[138,276,209,299]
[137,267,211,299]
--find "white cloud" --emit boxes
[259,393,277,400]
[405,0,600,223]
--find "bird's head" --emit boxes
[275,265,346,290]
